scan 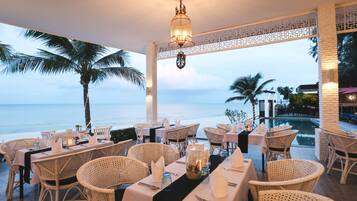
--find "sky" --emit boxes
[0,23,318,105]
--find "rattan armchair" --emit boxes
[93,126,112,140]
[265,130,298,161]
[204,127,225,155]
[2,138,37,200]
[258,190,333,201]
[134,123,151,143]
[166,127,190,155]
[325,131,357,184]
[268,125,292,136]
[187,123,200,144]
[33,149,94,201]
[127,143,180,166]
[77,156,149,201]
[249,159,325,201]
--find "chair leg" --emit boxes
[6,170,15,201]
[327,154,336,174]
[340,159,350,184]
[55,189,60,201]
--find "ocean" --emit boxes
[0,103,251,140]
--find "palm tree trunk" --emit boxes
[252,103,256,122]
[82,83,92,129]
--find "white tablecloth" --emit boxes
[13,140,113,184]
[142,125,187,142]
[122,157,257,201]
[225,129,267,154]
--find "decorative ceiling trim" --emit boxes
[157,12,317,59]
[336,3,357,34]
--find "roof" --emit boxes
[0,0,353,54]
[296,83,319,91]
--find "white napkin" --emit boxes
[151,156,165,183]
[230,148,244,171]
[88,134,98,145]
[50,138,63,153]
[209,166,228,198]
[162,118,170,128]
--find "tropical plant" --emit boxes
[224,109,247,124]
[3,30,145,129]
[277,86,293,99]
[310,32,357,87]
[225,73,275,121]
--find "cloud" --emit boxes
[157,62,224,90]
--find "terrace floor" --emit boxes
[0,144,356,201]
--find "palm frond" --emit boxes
[89,68,108,83]
[92,50,128,67]
[3,53,75,74]
[24,30,76,57]
[92,67,145,87]
[225,96,246,103]
[0,42,12,61]
[74,41,109,65]
[255,79,275,95]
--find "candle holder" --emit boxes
[186,148,209,180]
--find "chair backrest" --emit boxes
[2,138,37,166]
[216,123,231,132]
[134,123,151,139]
[258,190,333,201]
[77,156,149,201]
[249,159,325,201]
[187,123,200,137]
[93,126,112,140]
[92,139,135,159]
[33,149,94,188]
[166,127,190,142]
[127,143,180,165]
[325,131,357,156]
[265,130,298,150]
[204,127,225,145]
[268,125,292,135]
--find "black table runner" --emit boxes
[149,126,163,142]
[238,130,251,153]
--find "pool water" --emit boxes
[266,117,318,146]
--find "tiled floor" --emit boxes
[0,143,356,201]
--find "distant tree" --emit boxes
[277,86,293,99]
[3,30,145,129]
[310,32,357,87]
[225,73,275,121]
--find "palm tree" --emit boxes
[277,86,293,99]
[225,73,275,121]
[4,30,145,129]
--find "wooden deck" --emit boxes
[0,144,356,201]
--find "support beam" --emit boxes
[146,42,158,123]
[315,2,339,161]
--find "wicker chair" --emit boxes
[92,139,135,159]
[186,123,200,144]
[216,123,231,132]
[93,126,112,140]
[249,159,325,201]
[2,138,37,200]
[265,130,298,161]
[77,156,148,201]
[325,131,357,184]
[127,143,180,166]
[258,190,333,201]
[268,125,292,136]
[134,123,151,143]
[166,127,190,156]
[33,149,94,201]
[204,127,225,155]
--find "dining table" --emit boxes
[141,124,182,143]
[12,139,113,199]
[121,155,257,201]
[224,127,267,172]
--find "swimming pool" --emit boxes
[265,117,318,146]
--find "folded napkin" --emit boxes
[230,148,244,171]
[151,156,165,183]
[88,134,98,145]
[50,138,63,153]
[209,166,228,198]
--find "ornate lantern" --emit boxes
[170,0,193,69]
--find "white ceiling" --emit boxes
[0,0,354,54]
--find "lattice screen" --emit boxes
[336,4,357,34]
[157,13,317,59]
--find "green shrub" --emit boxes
[110,127,137,143]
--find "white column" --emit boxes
[146,42,158,123]
[315,2,339,161]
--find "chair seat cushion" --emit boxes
[269,147,290,152]
[335,150,357,158]
[45,176,77,186]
